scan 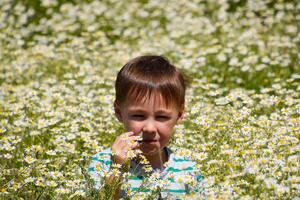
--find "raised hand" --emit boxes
[111,132,141,165]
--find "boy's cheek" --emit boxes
[160,130,172,141]
[159,138,170,147]
[124,122,141,134]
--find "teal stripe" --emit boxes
[131,188,150,192]
[131,188,186,193]
[88,167,94,172]
[97,152,111,156]
[173,158,190,162]
[128,176,143,180]
[91,158,111,165]
[167,166,193,172]
[168,178,186,183]
[166,189,186,193]
[167,178,176,183]
[196,175,203,181]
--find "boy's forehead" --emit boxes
[127,99,171,110]
[124,93,176,111]
[127,106,173,114]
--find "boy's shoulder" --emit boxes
[90,146,197,163]
[167,146,198,171]
[167,147,204,184]
[89,146,203,180]
[91,147,112,157]
[90,147,112,164]
[170,147,194,158]
[90,146,200,172]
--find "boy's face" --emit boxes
[114,92,184,156]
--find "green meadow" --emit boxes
[0,0,299,199]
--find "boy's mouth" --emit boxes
[135,133,158,144]
[136,139,158,143]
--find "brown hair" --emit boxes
[115,55,191,109]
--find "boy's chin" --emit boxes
[140,145,162,156]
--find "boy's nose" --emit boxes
[142,120,157,136]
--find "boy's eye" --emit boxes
[157,116,170,121]
[132,115,144,118]
[157,116,167,119]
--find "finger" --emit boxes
[120,138,137,148]
[117,133,131,141]
[131,142,141,150]
[127,135,142,140]
[127,131,142,137]
[126,131,135,136]
[120,136,141,143]
[119,138,135,148]
[121,131,134,138]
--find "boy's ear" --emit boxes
[114,100,123,122]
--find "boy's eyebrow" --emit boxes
[128,108,172,114]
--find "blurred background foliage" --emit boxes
[0,0,299,199]
[1,0,299,90]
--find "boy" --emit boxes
[88,55,205,199]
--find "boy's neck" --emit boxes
[143,148,168,170]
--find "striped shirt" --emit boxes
[88,147,206,199]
